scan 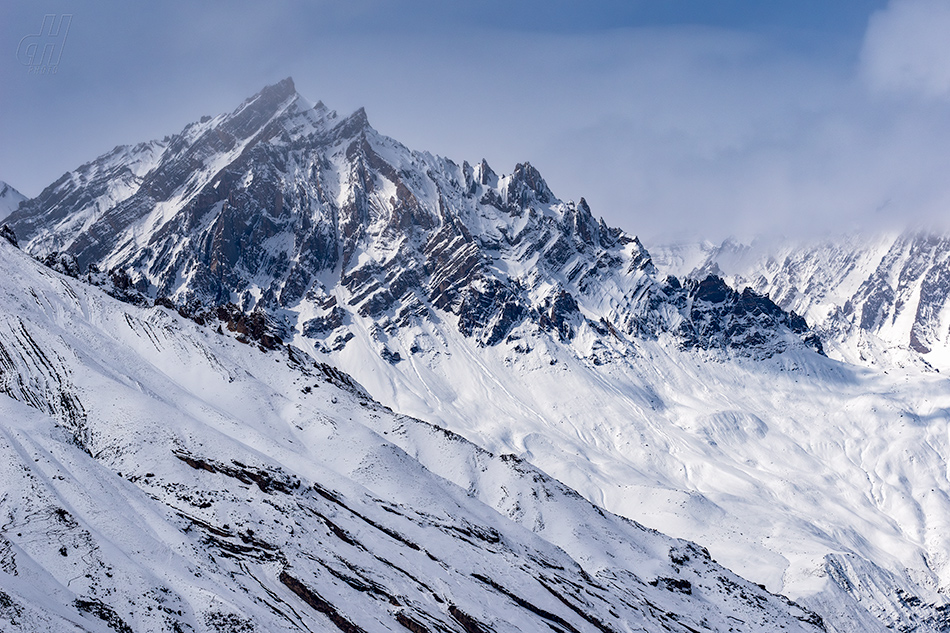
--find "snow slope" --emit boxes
[314,274,950,633]
[0,237,825,632]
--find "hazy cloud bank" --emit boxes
[2,0,949,243]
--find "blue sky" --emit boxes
[3,1,950,243]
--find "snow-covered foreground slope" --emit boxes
[0,240,825,632]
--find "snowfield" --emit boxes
[0,238,824,632]
[313,267,950,632]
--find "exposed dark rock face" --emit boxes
[0,225,17,247]
[40,252,80,277]
[8,78,821,361]
[538,289,581,342]
[672,231,950,366]
[678,276,824,356]
[302,306,346,337]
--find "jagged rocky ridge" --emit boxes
[650,232,950,370]
[7,77,821,361]
[0,236,826,632]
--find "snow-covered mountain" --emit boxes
[0,232,825,632]
[0,181,27,220]
[6,77,819,362]
[651,232,950,371]
[7,78,950,632]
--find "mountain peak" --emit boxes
[333,106,372,138]
[506,161,553,206]
[349,106,369,124]
[235,77,298,119]
[4,79,819,360]
[265,76,296,98]
[0,180,27,221]
[577,197,592,216]
[475,158,498,187]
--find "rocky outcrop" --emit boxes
[657,231,950,367]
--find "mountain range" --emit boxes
[4,78,950,632]
[650,232,950,372]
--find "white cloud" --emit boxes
[861,0,950,99]
[5,2,950,243]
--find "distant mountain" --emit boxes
[0,181,26,220]
[8,78,950,633]
[651,232,950,371]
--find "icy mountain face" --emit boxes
[7,78,820,362]
[0,181,27,220]
[8,79,950,632]
[652,232,950,370]
[0,238,824,633]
